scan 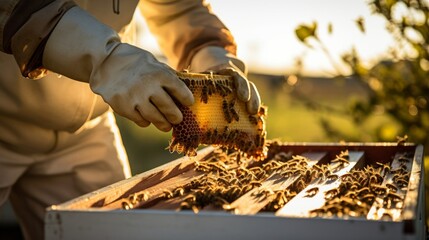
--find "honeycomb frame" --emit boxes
[168,71,267,159]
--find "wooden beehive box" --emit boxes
[45,142,426,240]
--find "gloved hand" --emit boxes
[189,46,261,115]
[43,7,194,132]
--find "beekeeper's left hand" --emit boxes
[189,46,261,115]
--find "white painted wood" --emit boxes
[44,144,425,240]
[46,209,410,240]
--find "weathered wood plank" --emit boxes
[102,169,206,210]
[402,144,424,233]
[275,151,365,217]
[54,147,214,210]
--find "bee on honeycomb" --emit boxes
[168,72,267,159]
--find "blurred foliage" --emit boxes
[293,0,429,153]
[295,22,319,46]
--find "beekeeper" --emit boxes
[0,0,261,239]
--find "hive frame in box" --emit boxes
[45,143,426,240]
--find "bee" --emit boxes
[396,135,408,146]
[182,78,191,87]
[294,179,306,191]
[222,100,232,123]
[217,176,230,185]
[128,194,138,205]
[207,78,216,95]
[137,192,149,202]
[371,184,387,195]
[213,196,230,207]
[204,129,212,142]
[191,205,200,214]
[385,183,398,192]
[395,178,408,188]
[309,208,325,218]
[183,194,197,202]
[399,164,409,172]
[381,212,393,220]
[249,166,265,175]
[314,170,326,181]
[255,131,266,148]
[349,183,359,191]
[230,108,239,122]
[252,189,269,199]
[386,192,403,202]
[226,129,239,144]
[212,128,219,144]
[218,126,229,143]
[324,188,339,200]
[227,186,243,198]
[344,191,357,199]
[356,187,370,197]
[242,184,254,193]
[240,141,252,154]
[340,196,357,206]
[173,187,185,197]
[222,204,234,211]
[208,162,228,172]
[200,85,209,103]
[167,137,181,153]
[381,164,391,174]
[339,150,350,159]
[326,174,339,183]
[347,210,361,218]
[304,187,319,198]
[369,175,380,184]
[248,115,258,125]
[121,201,132,210]
[228,99,240,121]
[195,163,211,172]
[398,157,410,165]
[332,156,349,165]
[180,201,192,209]
[216,82,232,97]
[340,173,354,182]
[248,180,263,187]
[261,189,275,196]
[373,172,383,183]
[228,178,240,185]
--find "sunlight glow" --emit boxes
[136,0,399,77]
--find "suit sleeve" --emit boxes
[0,0,75,79]
[138,0,237,70]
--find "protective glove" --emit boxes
[43,7,194,132]
[189,46,261,115]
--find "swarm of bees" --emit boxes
[122,143,412,221]
[308,153,412,219]
[180,147,297,211]
[168,72,267,160]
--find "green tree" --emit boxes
[293,0,429,151]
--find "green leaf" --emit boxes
[355,16,366,33]
[295,22,318,45]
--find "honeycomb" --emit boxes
[168,71,267,159]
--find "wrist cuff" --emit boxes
[189,46,247,74]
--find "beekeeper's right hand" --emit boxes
[42,7,194,132]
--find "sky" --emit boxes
[137,0,398,77]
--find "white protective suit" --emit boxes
[0,0,260,239]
